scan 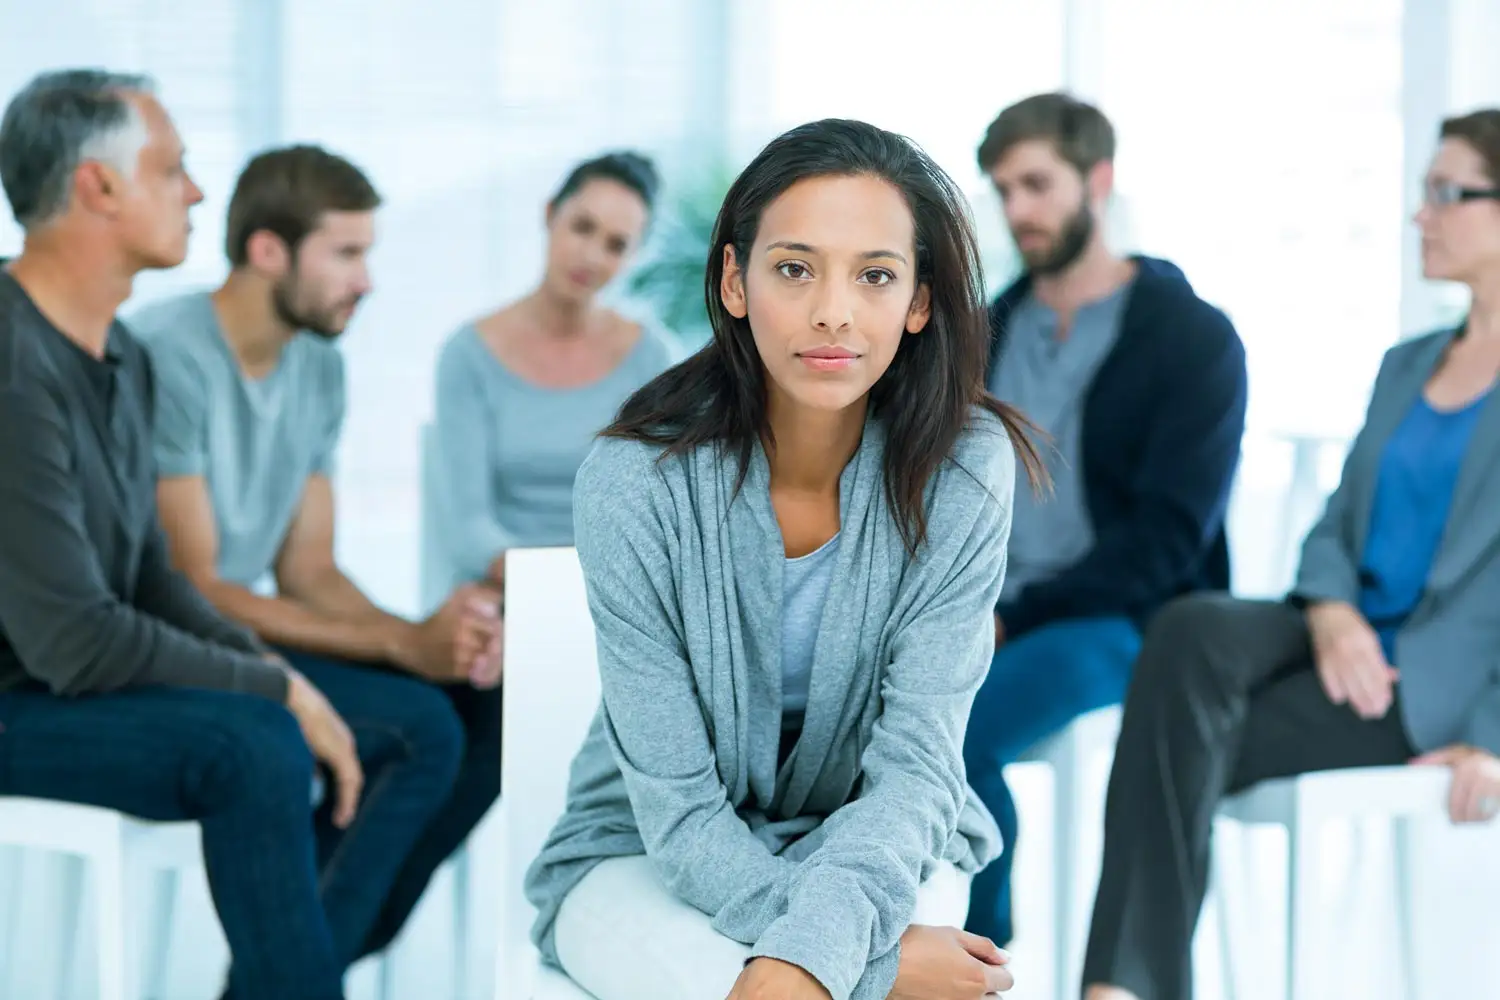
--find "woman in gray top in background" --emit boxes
[525,120,1045,1000]
[432,152,677,635]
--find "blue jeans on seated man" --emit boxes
[0,657,468,1000]
[280,649,505,963]
[962,616,1142,947]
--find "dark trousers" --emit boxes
[963,616,1141,946]
[1081,594,1415,1000]
[279,649,504,961]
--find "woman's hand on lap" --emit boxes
[891,925,1014,999]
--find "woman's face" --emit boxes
[1415,138,1500,285]
[720,173,930,418]
[544,177,649,303]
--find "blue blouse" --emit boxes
[1358,392,1490,661]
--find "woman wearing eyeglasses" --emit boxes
[1081,107,1500,1000]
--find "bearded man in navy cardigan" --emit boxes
[963,92,1249,948]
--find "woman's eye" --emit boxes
[861,269,895,286]
[776,261,810,280]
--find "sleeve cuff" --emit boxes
[154,452,205,478]
[748,933,900,1000]
[748,874,879,1000]
[235,657,290,703]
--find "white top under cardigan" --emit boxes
[524,408,1015,1000]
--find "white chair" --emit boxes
[0,797,201,1000]
[1213,765,1448,1000]
[374,420,476,1000]
[494,547,601,1000]
[1011,705,1123,1000]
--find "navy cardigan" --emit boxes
[990,256,1249,638]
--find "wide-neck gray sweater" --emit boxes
[524,408,1014,1000]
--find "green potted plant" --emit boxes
[626,166,736,349]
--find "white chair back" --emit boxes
[498,547,602,999]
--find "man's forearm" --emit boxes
[195,575,407,664]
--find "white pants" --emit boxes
[553,854,971,1000]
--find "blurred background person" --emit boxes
[1082,108,1500,1000]
[134,144,503,970]
[431,151,677,608]
[962,92,1247,950]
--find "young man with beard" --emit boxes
[961,93,1249,949]
[131,146,504,969]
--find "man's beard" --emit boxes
[272,275,352,339]
[1016,201,1094,276]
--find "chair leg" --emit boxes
[453,847,472,1000]
[1391,818,1420,1000]
[54,854,86,1000]
[95,837,129,1000]
[1285,808,1318,1000]
[1210,822,1240,1000]
[1052,739,1080,999]
[141,868,180,1000]
[376,955,397,1000]
[0,848,23,1000]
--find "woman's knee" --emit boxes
[555,856,751,1000]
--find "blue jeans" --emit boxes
[0,658,466,999]
[284,653,467,970]
[280,651,504,961]
[962,616,1141,946]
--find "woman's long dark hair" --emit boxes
[603,119,1045,550]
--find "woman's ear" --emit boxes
[720,244,748,319]
[905,282,932,334]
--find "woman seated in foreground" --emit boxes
[524,119,1044,1000]
[1082,108,1500,1000]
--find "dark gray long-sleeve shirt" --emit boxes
[0,268,287,701]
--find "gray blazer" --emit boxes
[1293,327,1500,755]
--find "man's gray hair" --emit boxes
[0,69,155,230]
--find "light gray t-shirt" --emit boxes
[990,283,1131,598]
[432,323,678,586]
[781,532,840,730]
[131,292,344,587]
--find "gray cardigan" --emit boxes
[524,409,1014,1000]
[1292,327,1500,754]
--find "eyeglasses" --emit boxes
[1423,180,1500,208]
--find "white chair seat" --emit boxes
[0,797,201,1000]
[1014,704,1122,767]
[1220,765,1448,825]
[534,964,596,999]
